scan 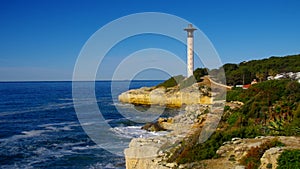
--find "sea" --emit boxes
[0,81,181,169]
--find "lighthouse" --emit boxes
[184,24,196,77]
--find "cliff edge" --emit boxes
[118,83,212,108]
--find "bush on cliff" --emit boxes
[174,125,262,164]
[277,149,300,169]
[156,68,208,88]
[240,139,284,169]
[193,68,208,82]
[157,75,185,88]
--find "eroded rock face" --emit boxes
[259,147,283,169]
[118,84,212,108]
[124,104,209,169]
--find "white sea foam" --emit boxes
[111,126,168,139]
[38,121,77,127]
[0,121,78,143]
[0,102,74,117]
[21,130,48,137]
[71,145,102,151]
[112,102,134,108]
[80,122,97,126]
[0,129,50,144]
[38,121,77,132]
[88,162,125,169]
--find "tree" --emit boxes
[193,68,208,82]
[256,72,264,82]
[268,69,277,77]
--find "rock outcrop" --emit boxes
[141,122,167,132]
[124,104,209,169]
[118,84,212,108]
[213,136,300,169]
[174,136,300,169]
[259,147,283,169]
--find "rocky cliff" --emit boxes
[118,83,212,108]
[124,102,300,169]
[124,104,210,169]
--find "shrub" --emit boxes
[179,76,196,89]
[193,68,208,82]
[174,125,263,164]
[226,88,243,102]
[240,139,284,169]
[277,149,300,169]
[227,112,240,126]
[157,75,185,88]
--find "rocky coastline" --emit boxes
[123,103,300,169]
[119,81,300,169]
[119,82,226,169]
[124,104,210,169]
[118,83,212,108]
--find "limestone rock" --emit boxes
[118,84,212,107]
[259,147,283,169]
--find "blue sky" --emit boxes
[0,0,300,81]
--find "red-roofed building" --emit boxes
[242,84,251,89]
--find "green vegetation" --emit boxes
[156,75,185,88]
[240,139,284,169]
[172,125,263,164]
[171,78,300,165]
[209,54,300,86]
[226,111,240,126]
[156,54,300,166]
[277,149,300,169]
[193,68,208,82]
[156,68,208,88]
[157,54,299,88]
[226,80,300,136]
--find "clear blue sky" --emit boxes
[0,0,300,81]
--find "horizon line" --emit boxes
[0,79,165,83]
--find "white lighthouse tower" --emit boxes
[184,24,196,77]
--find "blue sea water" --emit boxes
[0,81,180,169]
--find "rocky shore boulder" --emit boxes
[141,122,167,132]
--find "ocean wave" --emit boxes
[112,102,134,108]
[0,102,74,117]
[88,162,125,169]
[0,136,103,168]
[0,121,79,142]
[71,145,102,151]
[38,121,78,127]
[0,129,50,142]
[111,126,168,139]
